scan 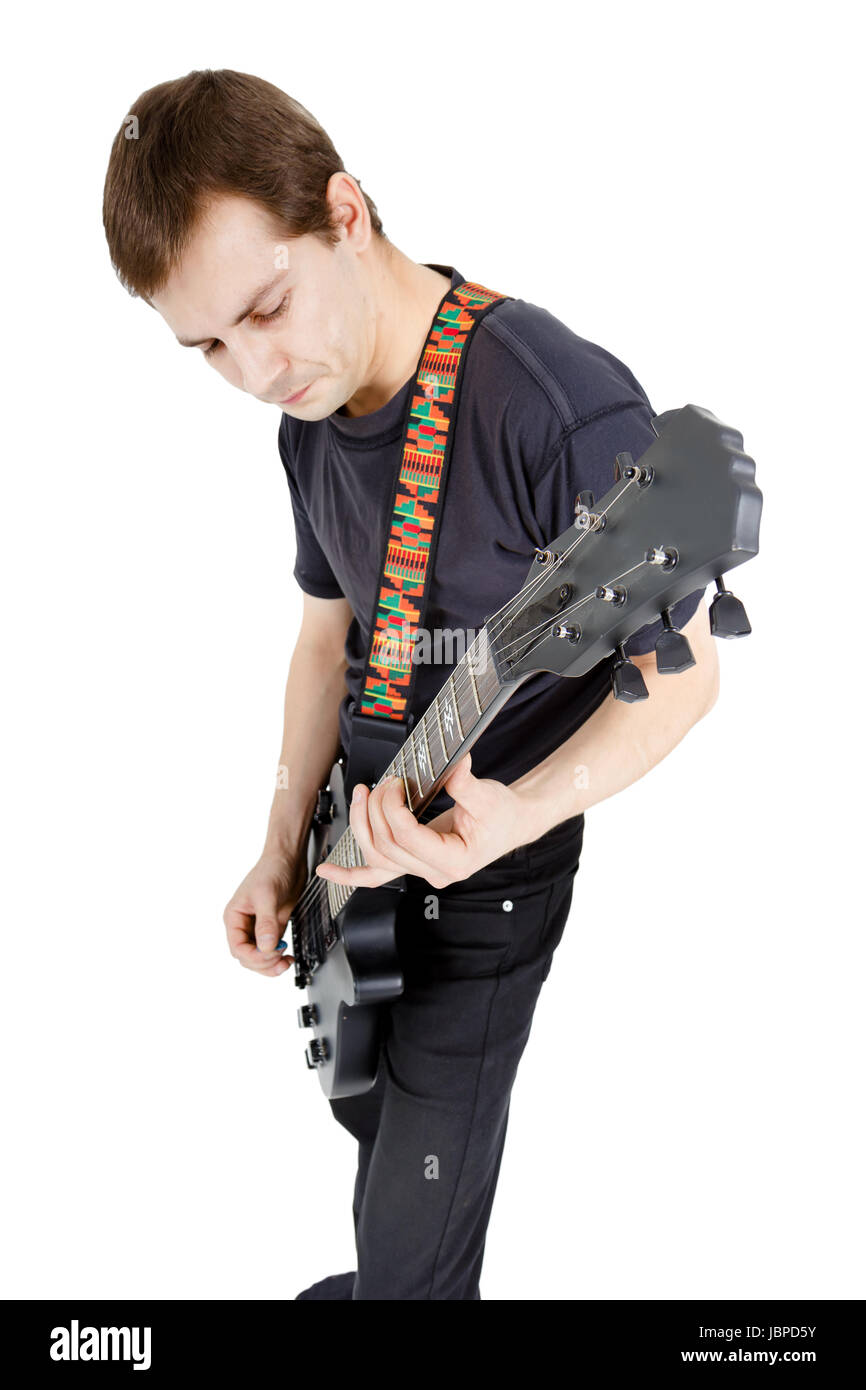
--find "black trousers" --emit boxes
[297,813,584,1301]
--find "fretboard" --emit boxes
[321,625,518,915]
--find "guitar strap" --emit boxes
[344,277,513,797]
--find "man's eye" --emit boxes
[250,295,290,326]
[202,295,290,361]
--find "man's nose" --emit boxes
[230,336,287,400]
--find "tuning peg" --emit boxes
[576,489,595,511]
[655,607,696,673]
[709,576,752,638]
[613,451,653,487]
[611,642,649,702]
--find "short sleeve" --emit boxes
[277,421,344,599]
[531,401,705,658]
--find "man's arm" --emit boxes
[508,600,719,836]
[223,592,351,974]
[262,592,352,859]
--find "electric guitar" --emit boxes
[290,403,762,1098]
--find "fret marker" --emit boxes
[416,741,428,779]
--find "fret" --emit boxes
[433,692,448,766]
[474,629,497,704]
[477,631,494,687]
[467,656,482,715]
[438,676,462,760]
[448,672,464,740]
[397,747,414,811]
[417,731,428,796]
[409,728,424,797]
[459,665,478,736]
[419,717,433,772]
[457,658,479,737]
[420,713,437,781]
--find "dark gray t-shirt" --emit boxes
[278,264,703,823]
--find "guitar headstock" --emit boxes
[487,404,762,699]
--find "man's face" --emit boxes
[151,192,374,416]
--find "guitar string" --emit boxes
[292,473,651,950]
[291,474,645,952]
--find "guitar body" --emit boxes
[291,754,406,1099]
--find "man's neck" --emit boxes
[337,254,453,418]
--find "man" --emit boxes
[103,69,717,1300]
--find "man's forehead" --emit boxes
[195,193,300,257]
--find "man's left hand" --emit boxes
[314,752,528,890]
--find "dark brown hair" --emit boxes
[103,69,387,299]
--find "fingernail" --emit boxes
[260,936,276,952]
[352,783,363,803]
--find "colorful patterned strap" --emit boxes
[358,280,513,723]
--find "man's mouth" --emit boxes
[280,382,312,404]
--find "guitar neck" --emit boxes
[326,625,520,884]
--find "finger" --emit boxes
[375,775,459,876]
[347,782,403,872]
[238,940,294,972]
[260,958,293,978]
[253,903,282,954]
[224,905,257,956]
[316,861,398,887]
[243,951,294,977]
[254,936,293,961]
[365,776,457,883]
[225,904,292,965]
[364,776,407,858]
[254,953,293,978]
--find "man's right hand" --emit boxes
[223,851,308,977]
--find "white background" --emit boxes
[1,0,861,1301]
